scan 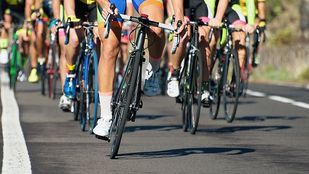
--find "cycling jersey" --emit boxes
[97,0,163,23]
[230,0,262,25]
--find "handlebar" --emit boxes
[103,4,178,53]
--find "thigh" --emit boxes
[137,0,164,23]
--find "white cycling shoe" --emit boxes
[167,77,180,97]
[93,118,112,138]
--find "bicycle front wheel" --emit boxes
[222,49,240,123]
[209,51,222,120]
[188,50,203,134]
[110,52,139,159]
[179,59,189,132]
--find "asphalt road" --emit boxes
[1,80,309,174]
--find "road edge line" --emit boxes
[1,70,32,174]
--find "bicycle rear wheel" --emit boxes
[209,52,222,120]
[188,50,203,134]
[222,49,240,123]
[47,45,59,99]
[110,52,139,159]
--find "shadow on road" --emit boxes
[199,125,292,134]
[236,115,304,122]
[237,100,257,105]
[136,114,171,120]
[125,125,182,133]
[117,147,255,159]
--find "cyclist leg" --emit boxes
[118,0,134,76]
[226,5,247,80]
[52,0,72,110]
[166,0,189,98]
[136,0,165,96]
[93,0,124,138]
[62,0,85,99]
[194,0,217,105]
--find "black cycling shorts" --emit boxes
[184,0,212,21]
[75,0,97,22]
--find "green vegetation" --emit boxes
[252,0,309,85]
[269,27,296,45]
[252,66,294,82]
[300,68,309,82]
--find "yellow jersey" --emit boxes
[239,0,265,16]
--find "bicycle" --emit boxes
[242,27,264,97]
[27,16,48,94]
[209,20,241,123]
[46,23,62,99]
[103,12,176,159]
[176,19,209,134]
[65,19,99,132]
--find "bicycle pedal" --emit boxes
[95,135,110,142]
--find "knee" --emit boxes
[101,44,119,62]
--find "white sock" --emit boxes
[99,94,113,121]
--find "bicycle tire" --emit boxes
[73,55,83,121]
[222,48,240,123]
[52,65,59,100]
[89,51,99,133]
[110,51,140,159]
[79,54,98,132]
[189,49,203,134]
[40,62,47,96]
[179,58,189,132]
[47,44,59,99]
[78,55,87,131]
[209,51,222,119]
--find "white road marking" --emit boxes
[268,96,295,104]
[1,70,32,174]
[292,102,309,109]
[246,90,266,97]
[247,89,309,110]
